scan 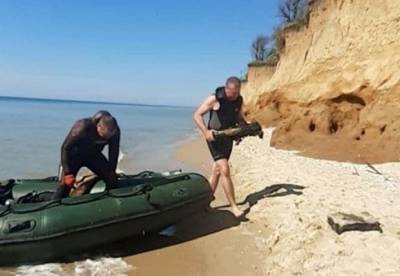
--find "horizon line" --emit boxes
[0,95,194,109]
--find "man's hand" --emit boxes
[234,137,243,146]
[205,129,216,142]
[63,174,76,188]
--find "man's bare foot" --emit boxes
[231,206,244,218]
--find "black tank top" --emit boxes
[208,87,243,130]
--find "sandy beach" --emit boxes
[2,0,399,275]
[6,128,400,276]
[167,126,400,275]
[117,136,267,276]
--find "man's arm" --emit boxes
[237,105,249,125]
[108,128,120,172]
[193,95,218,141]
[61,120,86,174]
[233,106,250,146]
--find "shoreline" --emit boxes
[112,132,266,276]
[4,132,265,276]
[7,125,400,275]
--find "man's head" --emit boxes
[93,110,111,122]
[224,76,241,101]
[96,115,118,139]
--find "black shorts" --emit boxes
[207,137,233,161]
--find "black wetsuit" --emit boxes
[53,114,121,199]
[207,87,243,161]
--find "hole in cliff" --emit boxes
[355,136,361,141]
[329,119,339,134]
[330,94,366,106]
[309,121,316,132]
[361,129,365,136]
[380,125,387,134]
[303,50,309,63]
[379,78,389,87]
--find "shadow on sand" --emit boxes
[17,183,305,265]
[241,183,305,209]
[88,183,305,261]
[215,183,305,215]
[52,208,240,263]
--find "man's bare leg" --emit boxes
[209,162,221,193]
[217,159,244,218]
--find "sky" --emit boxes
[0,0,280,106]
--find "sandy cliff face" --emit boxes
[241,63,275,103]
[243,0,400,163]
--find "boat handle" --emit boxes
[145,193,161,209]
[6,220,36,233]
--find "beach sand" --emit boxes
[7,128,400,275]
[119,137,266,276]
[227,128,400,275]
[164,129,400,275]
[125,127,400,275]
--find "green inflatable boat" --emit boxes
[0,171,213,266]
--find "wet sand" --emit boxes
[121,136,266,276]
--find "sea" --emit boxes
[0,96,201,275]
[0,96,198,180]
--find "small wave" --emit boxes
[118,151,125,163]
[116,150,126,174]
[74,257,133,276]
[15,263,63,276]
[14,257,133,276]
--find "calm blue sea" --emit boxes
[0,96,197,179]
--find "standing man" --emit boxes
[53,110,121,199]
[193,76,245,218]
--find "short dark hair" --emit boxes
[225,76,241,87]
[93,110,111,120]
[98,115,118,133]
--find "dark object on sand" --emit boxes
[213,122,264,140]
[0,171,212,266]
[327,212,383,235]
